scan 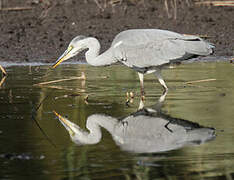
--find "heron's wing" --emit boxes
[111,29,213,68]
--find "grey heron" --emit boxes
[53,98,215,153]
[52,29,214,94]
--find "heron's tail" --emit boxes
[208,42,215,55]
[182,35,215,56]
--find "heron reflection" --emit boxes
[54,94,215,153]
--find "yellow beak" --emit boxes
[52,55,67,69]
[53,111,75,136]
[52,46,73,69]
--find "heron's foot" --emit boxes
[126,92,134,106]
[126,91,134,99]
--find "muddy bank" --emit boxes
[0,0,233,63]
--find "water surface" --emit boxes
[0,62,234,180]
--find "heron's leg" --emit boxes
[151,90,168,112]
[137,72,145,96]
[155,70,168,93]
[138,98,145,110]
[159,90,168,103]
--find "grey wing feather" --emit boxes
[111,29,214,68]
[180,35,214,55]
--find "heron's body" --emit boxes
[53,29,214,93]
[112,29,213,70]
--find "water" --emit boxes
[0,61,234,180]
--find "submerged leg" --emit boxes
[155,70,168,93]
[151,90,168,112]
[158,90,168,103]
[138,72,145,96]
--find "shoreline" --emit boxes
[0,56,233,68]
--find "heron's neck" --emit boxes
[72,115,118,145]
[85,37,115,66]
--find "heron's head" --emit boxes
[53,111,77,137]
[53,111,98,145]
[52,35,87,68]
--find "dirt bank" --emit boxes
[0,0,233,63]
